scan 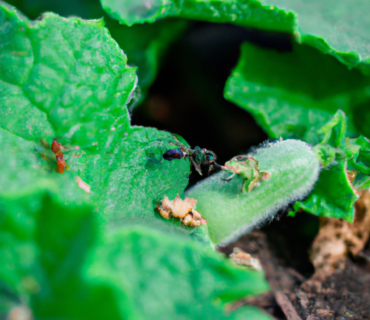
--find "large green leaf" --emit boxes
[263,0,370,72]
[0,127,127,320]
[186,139,320,245]
[86,224,272,320]
[0,128,269,320]
[100,0,295,32]
[100,0,370,72]
[224,42,370,144]
[0,2,190,221]
[4,0,188,105]
[0,2,137,150]
[64,126,191,223]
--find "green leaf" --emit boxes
[0,127,88,201]
[100,0,296,32]
[185,139,320,245]
[348,136,370,175]
[263,0,370,72]
[65,126,191,223]
[224,42,370,144]
[0,2,137,150]
[316,110,346,148]
[0,123,191,230]
[0,3,191,223]
[0,1,190,228]
[346,135,370,191]
[0,128,122,319]
[0,128,269,319]
[5,0,188,105]
[293,160,357,221]
[86,224,272,320]
[313,110,347,168]
[0,193,125,320]
[294,110,359,221]
[100,0,370,73]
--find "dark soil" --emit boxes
[220,216,370,320]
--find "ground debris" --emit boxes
[311,190,370,278]
[7,306,33,320]
[229,247,263,271]
[156,194,207,227]
[75,176,91,193]
[275,291,303,320]
[220,220,370,320]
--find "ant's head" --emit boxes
[203,149,217,164]
[202,149,221,174]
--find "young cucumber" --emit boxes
[185,139,320,245]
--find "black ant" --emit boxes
[163,136,221,175]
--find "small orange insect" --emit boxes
[51,138,69,173]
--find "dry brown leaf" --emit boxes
[229,247,263,272]
[311,190,370,278]
[75,176,91,193]
[156,194,207,228]
[7,306,33,320]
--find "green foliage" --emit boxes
[86,225,271,320]
[224,42,370,144]
[100,0,295,32]
[100,0,370,73]
[293,111,359,221]
[350,137,370,190]
[0,2,190,222]
[65,126,191,223]
[264,0,370,72]
[0,3,136,150]
[186,140,320,245]
[0,3,272,319]
[4,0,187,106]
[348,136,370,176]
[3,0,370,318]
[0,127,270,319]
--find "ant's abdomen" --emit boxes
[163,148,184,161]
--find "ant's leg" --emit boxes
[247,169,260,192]
[208,162,222,174]
[172,135,181,143]
[190,157,203,176]
[247,179,257,193]
[211,162,223,170]
[221,173,235,181]
[233,155,252,161]
[237,179,247,197]
[169,135,188,151]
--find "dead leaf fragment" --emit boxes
[156,194,206,228]
[274,291,303,320]
[75,176,91,193]
[311,190,370,278]
[229,247,263,272]
[7,306,33,320]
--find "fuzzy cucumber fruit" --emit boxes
[185,139,320,245]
